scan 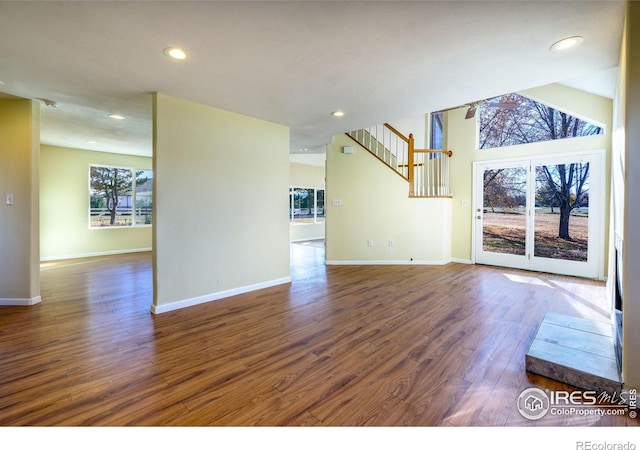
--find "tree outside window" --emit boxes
[89,165,153,228]
[135,170,153,225]
[475,93,597,257]
[536,162,589,243]
[478,93,603,150]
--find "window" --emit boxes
[428,110,445,161]
[477,93,603,149]
[289,187,325,224]
[89,165,153,228]
[430,110,444,150]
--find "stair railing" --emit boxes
[412,148,452,197]
[347,124,409,179]
[347,123,453,197]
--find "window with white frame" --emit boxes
[428,110,445,160]
[89,165,153,228]
[430,110,444,150]
[289,187,325,224]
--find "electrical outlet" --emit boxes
[6,193,13,205]
[367,239,373,247]
[388,240,394,247]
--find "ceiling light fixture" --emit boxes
[550,36,584,53]
[87,140,97,144]
[164,47,188,60]
[108,113,126,120]
[331,110,345,117]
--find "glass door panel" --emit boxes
[474,162,530,271]
[474,152,602,279]
[534,162,589,262]
[482,167,528,256]
[529,154,600,278]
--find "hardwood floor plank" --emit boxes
[213,367,357,426]
[311,378,413,426]
[0,249,635,427]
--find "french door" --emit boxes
[473,151,604,279]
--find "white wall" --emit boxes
[152,93,290,313]
[40,145,152,260]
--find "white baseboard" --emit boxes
[0,296,42,306]
[451,258,473,264]
[151,276,292,314]
[40,247,152,262]
[325,260,449,266]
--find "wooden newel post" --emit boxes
[408,133,415,196]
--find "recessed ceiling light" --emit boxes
[108,114,126,120]
[331,110,345,117]
[550,36,584,53]
[87,140,97,144]
[164,47,188,60]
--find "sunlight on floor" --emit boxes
[501,273,551,287]
[500,269,611,322]
[290,239,326,282]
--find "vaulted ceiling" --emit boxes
[0,1,625,157]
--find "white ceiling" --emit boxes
[0,1,625,158]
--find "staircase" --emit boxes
[346,123,453,197]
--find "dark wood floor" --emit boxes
[0,242,636,427]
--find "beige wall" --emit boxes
[152,93,290,313]
[0,99,40,304]
[290,162,325,241]
[326,133,451,264]
[448,83,613,271]
[620,1,640,390]
[290,162,325,188]
[40,145,152,260]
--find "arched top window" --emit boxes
[477,93,604,150]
